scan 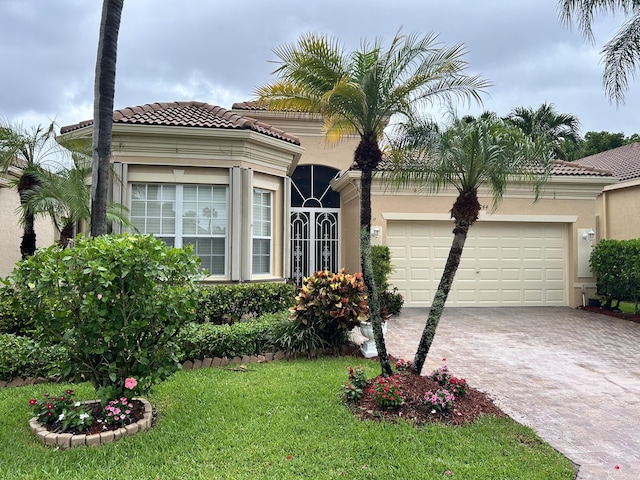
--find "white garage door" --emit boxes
[387,220,568,307]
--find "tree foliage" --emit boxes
[257,30,489,375]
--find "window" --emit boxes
[252,188,272,275]
[131,184,227,275]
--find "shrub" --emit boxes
[4,234,200,401]
[195,282,296,324]
[178,312,288,360]
[342,365,368,404]
[0,333,67,381]
[424,389,455,412]
[591,239,640,311]
[0,279,36,336]
[289,269,368,348]
[381,287,404,316]
[372,245,393,293]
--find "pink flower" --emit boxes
[29,399,37,406]
[445,470,452,476]
[97,294,102,300]
[124,377,137,390]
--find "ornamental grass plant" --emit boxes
[1,358,574,479]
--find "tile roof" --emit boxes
[232,100,268,111]
[59,101,300,145]
[573,142,640,181]
[376,156,613,178]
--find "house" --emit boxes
[57,100,619,308]
[573,142,640,240]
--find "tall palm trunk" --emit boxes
[412,191,480,375]
[359,167,392,376]
[91,0,123,237]
[18,172,39,259]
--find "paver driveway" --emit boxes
[378,307,640,480]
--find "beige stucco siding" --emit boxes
[597,179,640,240]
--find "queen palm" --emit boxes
[505,103,581,160]
[256,31,489,375]
[0,122,62,258]
[560,0,640,103]
[385,115,554,374]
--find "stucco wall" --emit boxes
[598,180,640,240]
[0,186,57,278]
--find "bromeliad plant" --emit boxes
[29,389,93,433]
[289,269,369,348]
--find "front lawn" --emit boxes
[0,357,574,479]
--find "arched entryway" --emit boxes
[290,165,340,285]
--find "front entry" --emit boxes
[290,165,340,286]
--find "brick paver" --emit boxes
[373,307,640,480]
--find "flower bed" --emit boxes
[29,397,152,449]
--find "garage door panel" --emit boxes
[388,220,567,307]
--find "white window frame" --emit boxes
[252,188,273,275]
[130,183,228,277]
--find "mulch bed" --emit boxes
[578,305,640,325]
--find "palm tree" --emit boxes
[26,166,134,247]
[384,115,554,375]
[91,0,124,237]
[559,0,640,104]
[0,122,64,258]
[504,103,581,160]
[256,31,489,376]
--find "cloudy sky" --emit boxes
[1,0,638,137]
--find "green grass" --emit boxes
[0,358,574,479]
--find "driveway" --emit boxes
[379,307,640,480]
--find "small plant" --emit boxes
[370,375,404,408]
[448,376,468,397]
[394,358,413,372]
[102,397,135,427]
[381,288,404,316]
[428,365,452,385]
[342,365,367,404]
[424,389,455,412]
[29,389,93,433]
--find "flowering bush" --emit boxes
[370,375,404,408]
[29,389,93,433]
[448,376,468,397]
[428,364,467,397]
[428,365,452,385]
[289,269,369,348]
[342,365,367,404]
[394,358,413,372]
[424,389,455,412]
[6,234,201,401]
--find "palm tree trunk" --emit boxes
[18,172,39,259]
[59,222,75,248]
[91,0,123,237]
[412,220,470,375]
[360,169,392,376]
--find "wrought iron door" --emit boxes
[290,165,341,286]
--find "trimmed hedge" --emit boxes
[177,312,289,361]
[591,238,640,310]
[0,334,67,381]
[195,283,296,324]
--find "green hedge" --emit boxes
[591,238,640,311]
[195,283,296,324]
[177,311,290,360]
[0,334,67,381]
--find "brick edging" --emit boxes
[30,397,153,449]
[1,351,290,388]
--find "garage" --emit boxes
[386,220,569,307]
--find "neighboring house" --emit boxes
[573,142,640,240]
[59,100,618,308]
[0,168,57,277]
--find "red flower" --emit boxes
[29,399,37,406]
[66,389,73,395]
[614,465,620,470]
[46,403,53,410]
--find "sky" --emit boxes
[1,0,638,137]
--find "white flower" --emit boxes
[74,402,81,407]
[58,413,65,421]
[79,413,89,420]
[431,409,436,414]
